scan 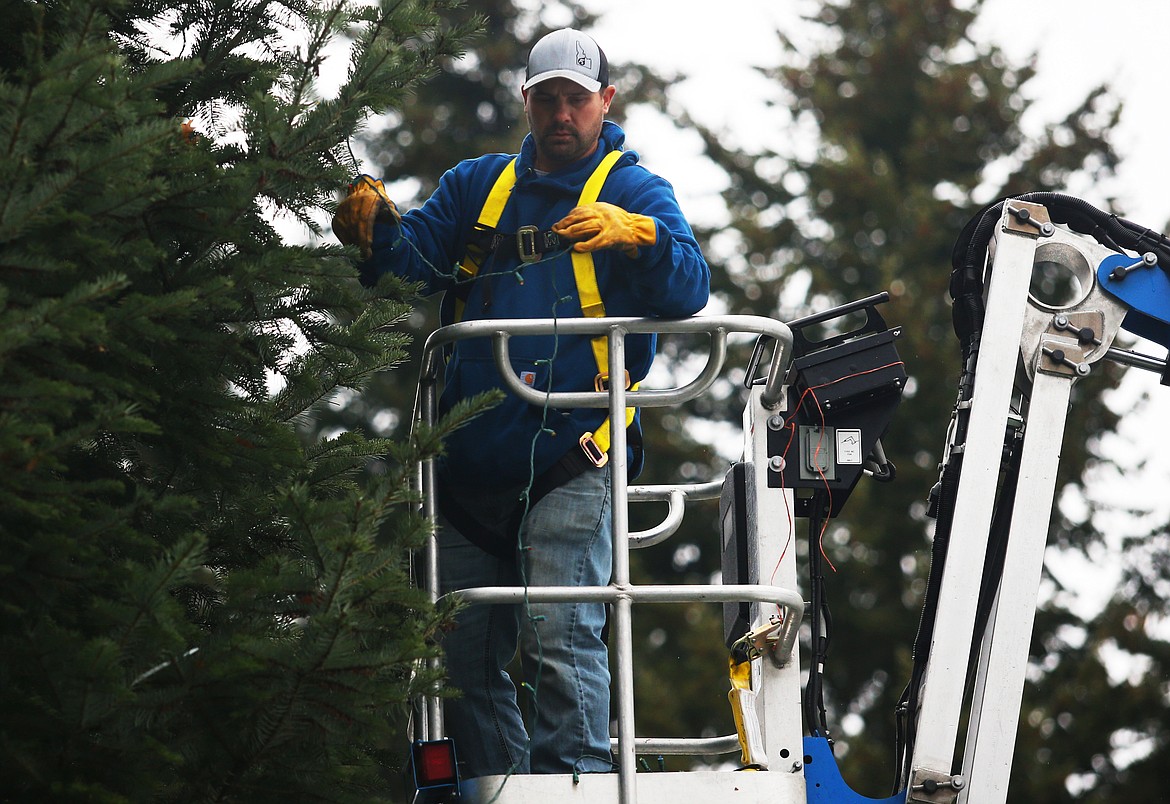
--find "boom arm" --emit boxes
[903,197,1170,803]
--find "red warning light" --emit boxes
[413,739,458,789]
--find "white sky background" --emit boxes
[582,0,1170,225]
[581,0,1170,618]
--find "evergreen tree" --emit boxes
[313,0,598,445]
[0,0,482,799]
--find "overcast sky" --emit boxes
[581,0,1170,227]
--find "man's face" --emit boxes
[524,77,615,172]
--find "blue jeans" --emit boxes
[438,467,614,778]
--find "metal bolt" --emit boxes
[1008,205,1053,236]
[768,414,785,430]
[911,773,965,795]
[1111,252,1158,281]
[769,456,786,473]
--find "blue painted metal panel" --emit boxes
[1098,253,1170,349]
[803,736,904,804]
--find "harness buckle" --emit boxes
[517,225,541,263]
[594,371,632,393]
[578,432,609,468]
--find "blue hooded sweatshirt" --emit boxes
[363,121,710,490]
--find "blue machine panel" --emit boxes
[1098,253,1170,349]
[803,736,904,804]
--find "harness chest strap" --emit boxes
[458,149,634,467]
[571,150,637,467]
[453,158,518,322]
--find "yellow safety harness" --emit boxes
[455,149,636,467]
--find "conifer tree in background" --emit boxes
[682,0,1170,800]
[0,0,481,799]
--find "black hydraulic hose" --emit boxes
[951,192,1170,298]
[803,499,832,740]
[818,601,834,736]
[950,201,1002,304]
[1013,191,1170,261]
[895,449,962,790]
[892,700,907,796]
[968,430,1023,682]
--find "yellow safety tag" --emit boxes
[728,655,768,769]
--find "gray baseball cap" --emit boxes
[522,29,610,93]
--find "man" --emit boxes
[332,28,710,778]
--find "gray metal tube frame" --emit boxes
[412,315,795,803]
[1105,344,1170,375]
[627,479,723,548]
[419,315,792,411]
[448,583,802,659]
[449,583,804,764]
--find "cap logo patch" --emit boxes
[575,41,592,70]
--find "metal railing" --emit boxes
[411,314,801,804]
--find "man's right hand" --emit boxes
[332,175,399,259]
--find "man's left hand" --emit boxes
[552,202,656,258]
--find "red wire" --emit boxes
[805,389,837,573]
[768,423,797,615]
[772,360,906,575]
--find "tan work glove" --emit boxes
[552,202,656,258]
[332,175,399,259]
